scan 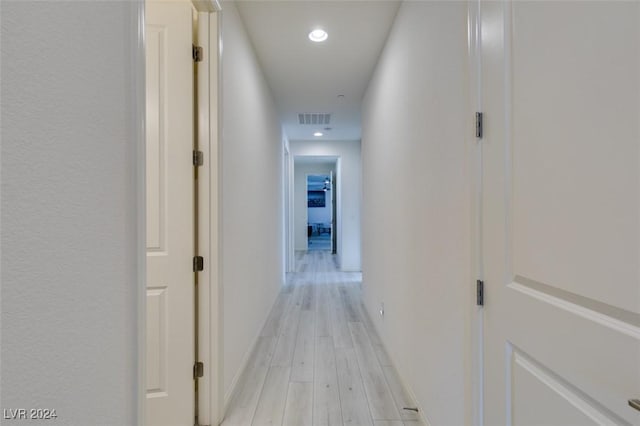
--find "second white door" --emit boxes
[481,1,640,424]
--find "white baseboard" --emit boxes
[392,361,433,426]
[222,291,281,414]
[362,303,433,426]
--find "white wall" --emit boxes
[294,164,335,250]
[1,2,140,424]
[361,2,471,425]
[290,140,361,271]
[221,0,284,399]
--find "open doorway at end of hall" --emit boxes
[290,156,339,261]
[307,174,334,252]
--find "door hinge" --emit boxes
[476,279,484,306]
[193,44,203,62]
[193,361,204,379]
[475,112,483,139]
[193,150,203,166]
[193,256,204,272]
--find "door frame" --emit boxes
[283,141,295,274]
[468,0,484,425]
[286,156,339,264]
[331,170,337,254]
[135,1,223,425]
[133,1,146,424]
[305,172,334,252]
[195,3,223,425]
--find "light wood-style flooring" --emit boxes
[222,251,425,426]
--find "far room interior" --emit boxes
[292,156,338,255]
[307,174,333,251]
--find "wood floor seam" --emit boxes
[222,251,425,426]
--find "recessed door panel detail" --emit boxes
[146,287,168,396]
[509,346,623,425]
[146,25,167,254]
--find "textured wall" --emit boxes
[361,2,471,424]
[1,2,140,424]
[221,1,284,398]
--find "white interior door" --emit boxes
[481,1,640,424]
[145,1,194,424]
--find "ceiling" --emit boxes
[235,0,401,141]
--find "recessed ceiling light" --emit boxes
[308,29,328,42]
[314,132,323,137]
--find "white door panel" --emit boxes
[512,349,604,426]
[510,1,639,314]
[481,1,640,424]
[145,1,194,425]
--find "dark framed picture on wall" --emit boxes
[308,190,326,208]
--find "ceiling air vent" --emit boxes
[298,113,331,125]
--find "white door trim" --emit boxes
[468,1,484,425]
[133,1,146,424]
[295,158,339,257]
[283,142,294,274]
[194,4,224,424]
[285,145,295,272]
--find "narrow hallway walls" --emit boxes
[221,1,284,403]
[361,2,472,424]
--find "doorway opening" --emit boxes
[307,174,333,251]
[289,155,340,265]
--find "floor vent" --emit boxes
[298,113,331,125]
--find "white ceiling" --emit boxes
[235,0,400,141]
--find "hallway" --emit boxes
[222,251,425,426]
[4,1,640,424]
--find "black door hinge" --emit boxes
[193,45,203,62]
[475,112,483,139]
[193,256,204,272]
[193,361,204,379]
[193,150,203,166]
[476,279,484,306]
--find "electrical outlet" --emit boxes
[379,302,385,318]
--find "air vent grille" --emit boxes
[298,113,331,125]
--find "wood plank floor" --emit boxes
[222,251,425,426]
